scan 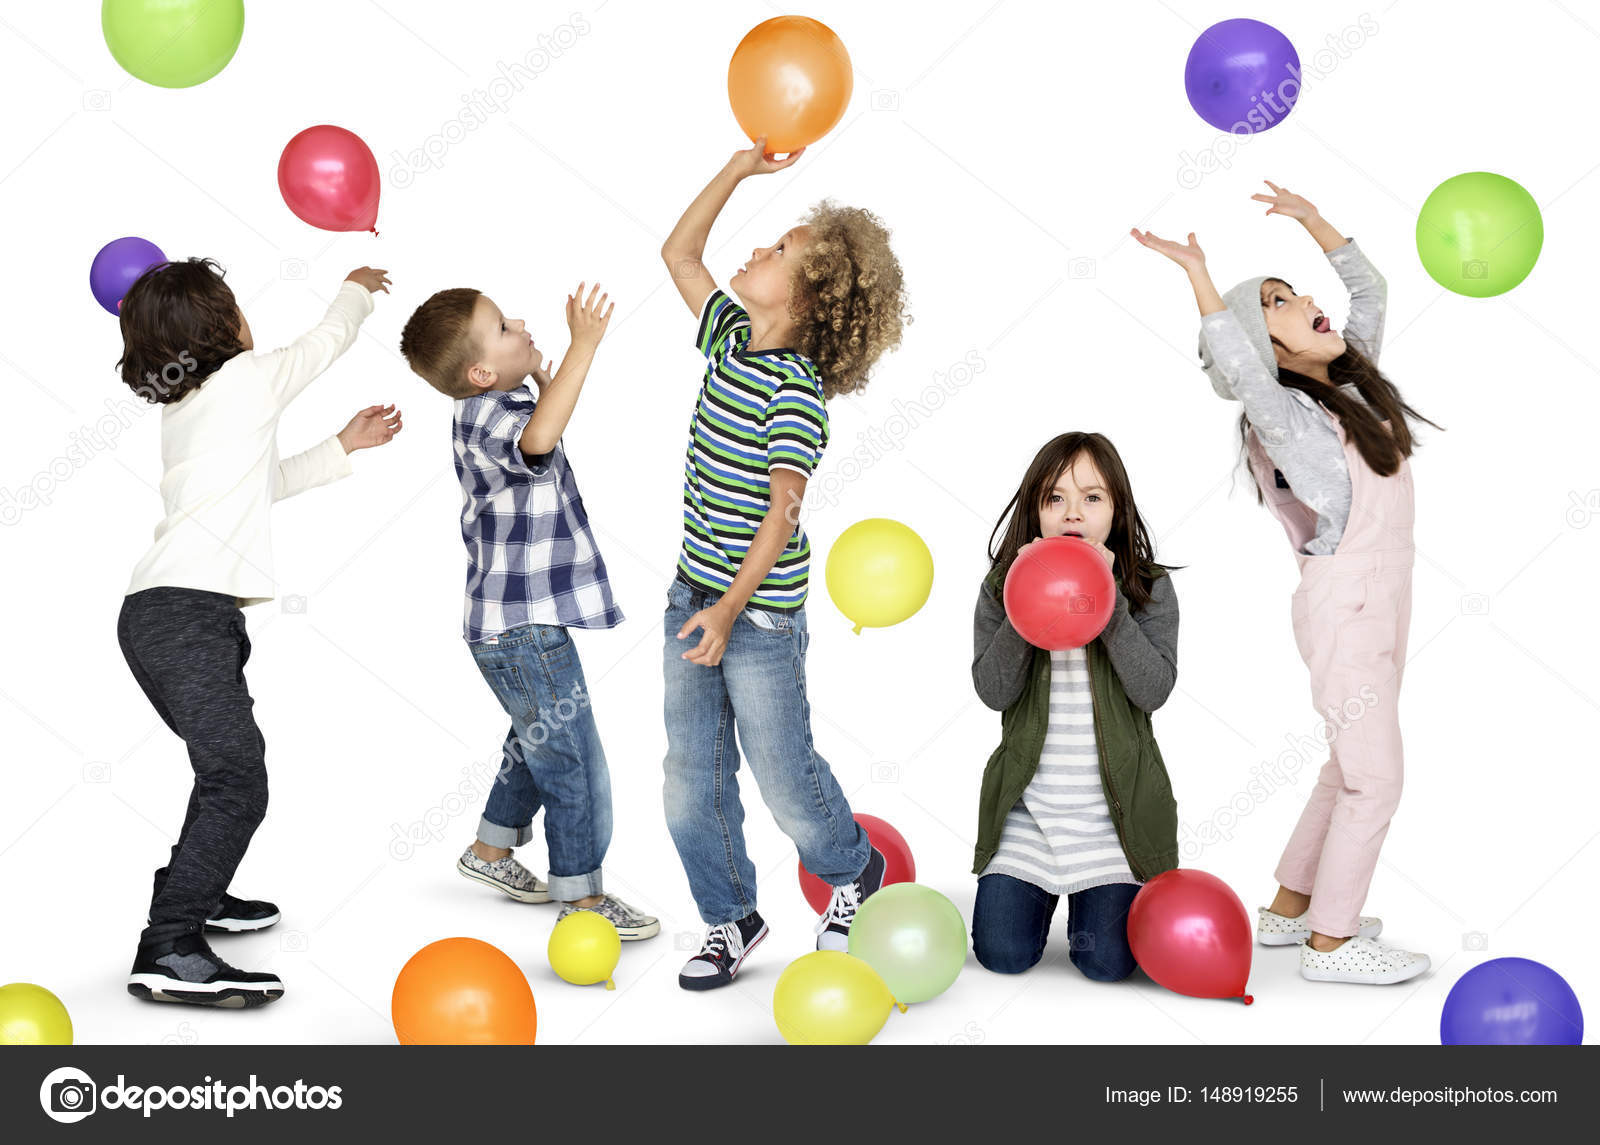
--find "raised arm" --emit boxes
[1253,180,1387,361]
[660,138,803,316]
[261,268,388,410]
[1132,225,1304,436]
[519,283,613,456]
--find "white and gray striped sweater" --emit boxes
[980,646,1138,895]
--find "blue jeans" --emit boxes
[470,622,611,901]
[662,576,869,925]
[971,873,1140,982]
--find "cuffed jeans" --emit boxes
[662,575,868,925]
[470,622,611,902]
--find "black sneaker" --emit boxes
[678,912,767,991]
[127,932,284,1008]
[150,868,281,933]
[815,846,886,951]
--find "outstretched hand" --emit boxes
[338,404,402,453]
[1251,179,1320,222]
[1130,228,1207,272]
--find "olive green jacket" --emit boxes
[971,563,1180,881]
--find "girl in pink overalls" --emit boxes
[1134,181,1444,984]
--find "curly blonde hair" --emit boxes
[789,200,909,400]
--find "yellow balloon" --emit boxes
[824,518,934,634]
[547,911,621,990]
[772,951,895,1044]
[0,983,73,1045]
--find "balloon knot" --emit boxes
[1241,994,1254,1005]
[896,1002,908,1014]
[604,979,615,991]
[851,623,863,635]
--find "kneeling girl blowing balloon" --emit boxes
[969,433,1181,980]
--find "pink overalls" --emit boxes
[1244,406,1415,939]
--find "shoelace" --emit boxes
[814,883,863,935]
[699,923,739,962]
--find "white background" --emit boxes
[2,0,1595,1046]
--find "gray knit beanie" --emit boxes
[1197,275,1276,400]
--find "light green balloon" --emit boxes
[103,0,245,89]
[848,882,967,1005]
[1416,172,1543,298]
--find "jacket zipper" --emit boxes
[1088,641,1146,882]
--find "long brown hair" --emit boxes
[1242,277,1445,500]
[985,432,1173,611]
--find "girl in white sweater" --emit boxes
[116,258,399,1008]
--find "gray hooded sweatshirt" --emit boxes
[1196,239,1386,556]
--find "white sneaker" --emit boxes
[1257,906,1381,946]
[1299,936,1430,984]
[456,847,551,903]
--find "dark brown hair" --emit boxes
[1244,276,1445,498]
[116,258,247,404]
[400,288,483,400]
[986,432,1173,612]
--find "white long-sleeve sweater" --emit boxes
[125,280,376,607]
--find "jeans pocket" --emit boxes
[742,606,793,633]
[477,662,538,722]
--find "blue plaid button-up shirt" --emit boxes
[452,384,623,642]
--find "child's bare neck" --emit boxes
[746,311,796,353]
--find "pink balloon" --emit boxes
[278,125,381,233]
[1003,536,1116,650]
[1128,869,1254,1003]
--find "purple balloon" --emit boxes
[90,236,167,315]
[1184,18,1301,133]
[1441,957,1583,1045]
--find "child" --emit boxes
[400,282,657,941]
[658,138,909,990]
[1134,180,1443,984]
[118,259,401,1006]
[970,433,1180,980]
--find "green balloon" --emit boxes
[103,0,245,89]
[848,882,967,1005]
[1416,172,1543,298]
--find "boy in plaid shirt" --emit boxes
[401,281,656,940]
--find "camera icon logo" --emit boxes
[281,594,308,615]
[1461,259,1489,280]
[1462,930,1489,952]
[39,1067,97,1124]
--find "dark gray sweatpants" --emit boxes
[117,587,269,946]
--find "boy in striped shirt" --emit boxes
[659,138,910,990]
[400,281,657,942]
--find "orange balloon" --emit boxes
[391,938,536,1045]
[728,16,853,154]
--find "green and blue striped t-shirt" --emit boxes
[676,288,829,611]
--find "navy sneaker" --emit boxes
[128,932,284,1008]
[678,912,767,991]
[815,846,886,951]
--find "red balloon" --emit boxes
[1003,536,1115,650]
[798,813,914,913]
[1128,869,1254,1003]
[278,125,381,233]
